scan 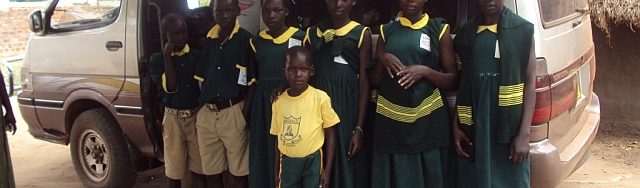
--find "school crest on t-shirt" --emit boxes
[281,115,302,146]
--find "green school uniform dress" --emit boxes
[371,13,452,188]
[248,27,305,188]
[454,8,533,188]
[0,101,15,188]
[306,20,370,188]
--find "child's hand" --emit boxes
[379,53,405,78]
[347,131,363,160]
[510,134,530,164]
[453,126,472,158]
[319,172,330,188]
[397,65,429,89]
[270,85,287,103]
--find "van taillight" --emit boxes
[533,73,551,124]
[532,58,578,125]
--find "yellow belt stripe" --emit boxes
[498,92,523,99]
[457,105,473,126]
[375,89,444,123]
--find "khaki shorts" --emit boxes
[163,107,203,179]
[196,101,249,176]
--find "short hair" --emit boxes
[285,46,313,67]
[262,0,291,8]
[160,13,185,34]
[213,0,240,10]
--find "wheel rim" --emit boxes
[78,129,110,182]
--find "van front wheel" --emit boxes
[70,108,136,188]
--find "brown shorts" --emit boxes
[163,107,203,179]
[196,101,249,176]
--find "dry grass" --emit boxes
[590,0,640,38]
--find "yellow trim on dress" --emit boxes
[303,27,311,46]
[439,24,449,40]
[398,12,430,30]
[477,24,498,33]
[316,21,361,43]
[170,44,190,57]
[206,19,240,39]
[375,89,444,123]
[457,105,473,126]
[249,38,256,53]
[193,75,204,82]
[498,83,524,106]
[259,27,299,44]
[379,25,386,42]
[357,27,370,48]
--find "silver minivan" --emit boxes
[18,0,599,187]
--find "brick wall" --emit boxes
[0,5,115,59]
[0,7,34,58]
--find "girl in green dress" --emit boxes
[304,0,372,187]
[370,0,457,187]
[0,71,17,188]
[452,0,536,187]
[248,0,306,187]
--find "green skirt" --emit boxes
[455,144,530,188]
[0,106,15,188]
[371,147,452,188]
[312,75,370,188]
[249,79,287,188]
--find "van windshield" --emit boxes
[539,0,588,25]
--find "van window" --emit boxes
[539,0,588,26]
[50,0,122,32]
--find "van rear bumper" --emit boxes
[530,94,600,188]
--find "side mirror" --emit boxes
[29,10,44,34]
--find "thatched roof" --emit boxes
[590,0,640,37]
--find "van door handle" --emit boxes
[106,41,123,51]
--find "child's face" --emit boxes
[478,0,503,16]
[325,0,356,20]
[166,21,188,48]
[398,0,425,17]
[213,0,240,29]
[284,56,314,91]
[261,0,288,30]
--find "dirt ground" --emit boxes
[4,22,640,187]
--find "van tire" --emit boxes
[69,108,136,188]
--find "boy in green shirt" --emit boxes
[148,13,205,188]
[193,0,255,187]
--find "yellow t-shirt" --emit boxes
[270,86,340,158]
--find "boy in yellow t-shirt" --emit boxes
[271,46,340,188]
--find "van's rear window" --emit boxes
[539,0,588,25]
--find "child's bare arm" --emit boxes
[274,141,281,186]
[162,43,178,92]
[320,126,336,187]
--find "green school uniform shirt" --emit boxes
[149,44,201,109]
[195,20,255,103]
